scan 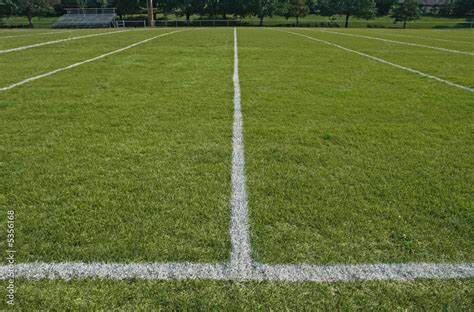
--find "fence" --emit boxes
[1,19,473,29]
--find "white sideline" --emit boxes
[304,28,474,56]
[279,30,473,93]
[229,27,252,279]
[0,262,472,281]
[366,31,474,45]
[0,30,72,39]
[0,29,185,92]
[0,29,132,54]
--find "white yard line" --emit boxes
[229,27,252,280]
[0,29,132,54]
[0,262,472,281]
[304,28,473,56]
[0,30,73,39]
[0,30,185,92]
[279,30,473,93]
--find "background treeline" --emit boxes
[1,0,473,26]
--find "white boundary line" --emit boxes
[278,29,473,92]
[0,262,472,281]
[303,28,473,56]
[0,29,185,92]
[0,28,472,283]
[0,30,72,39]
[0,29,132,54]
[356,30,474,45]
[229,27,252,279]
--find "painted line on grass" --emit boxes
[0,29,132,54]
[304,28,473,56]
[279,30,474,93]
[252,263,474,282]
[229,27,252,280]
[0,29,186,92]
[366,31,474,45]
[0,30,72,39]
[0,262,472,281]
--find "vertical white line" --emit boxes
[229,27,252,279]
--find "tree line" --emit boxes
[1,0,473,27]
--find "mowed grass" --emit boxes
[239,28,473,264]
[0,278,472,310]
[320,28,474,53]
[0,28,472,309]
[0,28,123,50]
[0,29,163,87]
[295,28,474,87]
[0,29,234,262]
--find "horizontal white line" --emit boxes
[1,262,472,281]
[252,263,474,282]
[305,29,473,56]
[279,30,474,93]
[0,30,185,92]
[0,30,131,54]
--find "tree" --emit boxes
[76,0,87,12]
[319,0,376,28]
[0,0,16,21]
[391,0,421,29]
[251,0,277,26]
[109,0,142,18]
[283,0,309,26]
[16,0,59,27]
[453,0,474,18]
[374,0,394,16]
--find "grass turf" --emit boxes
[239,28,473,264]
[292,28,474,87]
[0,29,234,262]
[0,29,123,51]
[317,28,474,53]
[0,27,472,308]
[0,278,473,310]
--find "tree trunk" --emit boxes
[259,16,264,27]
[27,12,33,28]
[296,16,299,26]
[403,19,407,29]
[186,13,190,21]
[344,14,350,28]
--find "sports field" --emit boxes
[0,27,473,309]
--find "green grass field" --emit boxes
[0,27,473,309]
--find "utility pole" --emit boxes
[147,0,154,27]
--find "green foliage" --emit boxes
[0,0,16,19]
[374,0,395,16]
[454,0,474,18]
[15,0,59,25]
[319,0,377,27]
[391,0,421,28]
[283,0,309,25]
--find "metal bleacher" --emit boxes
[55,8,116,28]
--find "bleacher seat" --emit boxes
[55,8,116,28]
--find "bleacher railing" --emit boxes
[64,8,116,15]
